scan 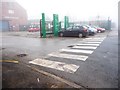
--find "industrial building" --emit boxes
[0,0,28,31]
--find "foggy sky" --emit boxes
[5,0,119,25]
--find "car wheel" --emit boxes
[78,33,83,38]
[98,30,101,33]
[60,33,63,37]
[92,32,95,36]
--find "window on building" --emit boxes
[8,10,14,14]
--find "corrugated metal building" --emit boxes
[0,0,28,31]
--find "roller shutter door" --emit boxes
[0,20,9,32]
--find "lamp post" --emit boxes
[97,15,100,27]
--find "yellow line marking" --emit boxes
[0,60,19,63]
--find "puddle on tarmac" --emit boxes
[67,45,74,47]
[17,54,27,57]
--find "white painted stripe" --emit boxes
[85,39,103,40]
[83,42,102,44]
[72,46,97,49]
[84,38,105,40]
[48,52,88,61]
[29,58,79,73]
[60,49,93,54]
[76,43,100,46]
[85,37,105,40]
[84,39,103,42]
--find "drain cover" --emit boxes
[17,54,27,57]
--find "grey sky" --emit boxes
[16,0,118,24]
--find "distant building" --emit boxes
[0,0,28,31]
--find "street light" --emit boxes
[97,15,100,27]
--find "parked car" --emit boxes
[58,26,89,38]
[28,27,40,32]
[85,25,97,35]
[28,24,40,32]
[93,26,105,33]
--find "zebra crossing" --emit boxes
[71,46,97,49]
[48,52,88,61]
[29,58,79,73]
[29,37,106,73]
[83,42,101,44]
[60,48,93,54]
[76,43,100,46]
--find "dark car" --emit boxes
[58,26,89,38]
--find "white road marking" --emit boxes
[84,37,106,41]
[26,65,83,88]
[83,41,102,44]
[76,43,100,46]
[60,49,93,54]
[29,58,79,73]
[72,46,97,49]
[85,37,106,40]
[48,52,88,61]
[83,39,104,42]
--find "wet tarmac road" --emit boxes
[1,30,118,88]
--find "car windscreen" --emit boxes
[82,26,87,29]
[73,26,80,30]
[66,27,73,30]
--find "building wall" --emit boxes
[0,1,28,31]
